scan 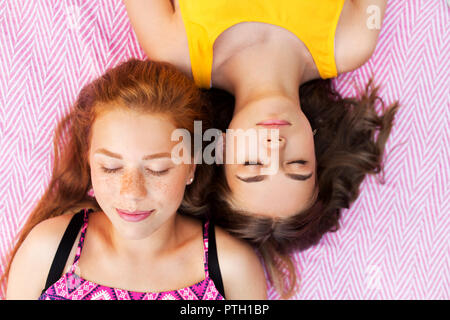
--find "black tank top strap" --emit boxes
[41,209,89,295]
[204,219,225,298]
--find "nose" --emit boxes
[258,136,284,174]
[264,136,286,150]
[120,169,147,200]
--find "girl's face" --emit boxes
[88,107,195,240]
[224,96,317,217]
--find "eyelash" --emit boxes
[243,160,307,166]
[244,161,262,166]
[288,160,307,165]
[101,167,169,176]
[101,167,120,174]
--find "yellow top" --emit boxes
[178,0,346,88]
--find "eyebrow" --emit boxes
[94,148,172,160]
[236,172,313,183]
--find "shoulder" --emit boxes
[335,0,388,74]
[214,226,267,300]
[123,0,192,75]
[6,213,77,299]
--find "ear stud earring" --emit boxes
[87,188,95,198]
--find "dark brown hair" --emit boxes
[1,59,212,288]
[203,78,400,298]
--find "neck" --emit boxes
[218,44,309,113]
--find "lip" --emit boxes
[116,209,154,222]
[256,119,291,128]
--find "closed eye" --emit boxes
[287,160,308,165]
[243,161,263,166]
[244,160,308,166]
[145,168,170,176]
[236,172,313,183]
[101,167,121,174]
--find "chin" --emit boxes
[117,223,157,240]
[103,211,156,240]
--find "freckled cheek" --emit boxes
[90,169,121,202]
[150,176,187,204]
[90,167,188,210]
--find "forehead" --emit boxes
[90,108,177,151]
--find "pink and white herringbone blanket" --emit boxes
[0,1,448,299]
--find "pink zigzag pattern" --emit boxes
[0,0,448,299]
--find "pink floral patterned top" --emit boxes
[39,209,225,300]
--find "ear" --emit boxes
[187,163,197,185]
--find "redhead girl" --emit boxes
[124,0,400,298]
[3,59,267,300]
